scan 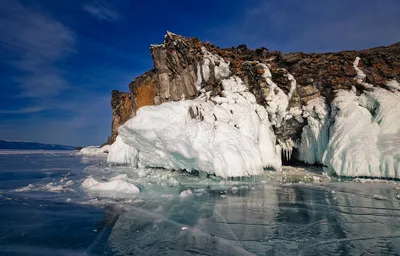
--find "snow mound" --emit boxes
[107,76,281,178]
[82,175,140,195]
[323,88,400,178]
[80,145,110,156]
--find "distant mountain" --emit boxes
[0,140,75,150]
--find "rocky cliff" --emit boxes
[109,32,400,169]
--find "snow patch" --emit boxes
[386,79,400,91]
[353,57,374,88]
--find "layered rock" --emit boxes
[107,31,400,177]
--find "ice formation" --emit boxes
[196,47,230,90]
[323,88,400,178]
[80,145,110,156]
[108,75,281,178]
[297,96,330,164]
[107,136,138,166]
[82,175,140,195]
[353,57,374,88]
[259,63,290,127]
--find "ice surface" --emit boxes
[323,88,400,178]
[3,151,400,255]
[107,76,281,178]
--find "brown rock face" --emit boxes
[108,90,135,144]
[107,32,400,144]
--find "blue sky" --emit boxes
[0,0,399,146]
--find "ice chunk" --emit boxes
[81,176,140,195]
[180,189,193,198]
[64,180,75,187]
[80,145,110,156]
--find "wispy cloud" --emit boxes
[0,0,75,98]
[83,0,126,23]
[0,107,45,114]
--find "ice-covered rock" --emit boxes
[297,96,330,164]
[323,88,400,178]
[107,76,281,178]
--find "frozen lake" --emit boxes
[1,151,400,255]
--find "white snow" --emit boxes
[353,57,374,88]
[195,47,229,90]
[297,96,330,164]
[285,72,298,101]
[107,76,281,178]
[323,87,400,178]
[259,63,289,127]
[80,145,110,156]
[201,47,230,81]
[196,63,202,90]
[386,79,400,91]
[81,175,140,195]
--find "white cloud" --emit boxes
[0,107,45,114]
[83,0,126,22]
[0,0,75,98]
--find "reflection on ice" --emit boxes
[105,183,400,255]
